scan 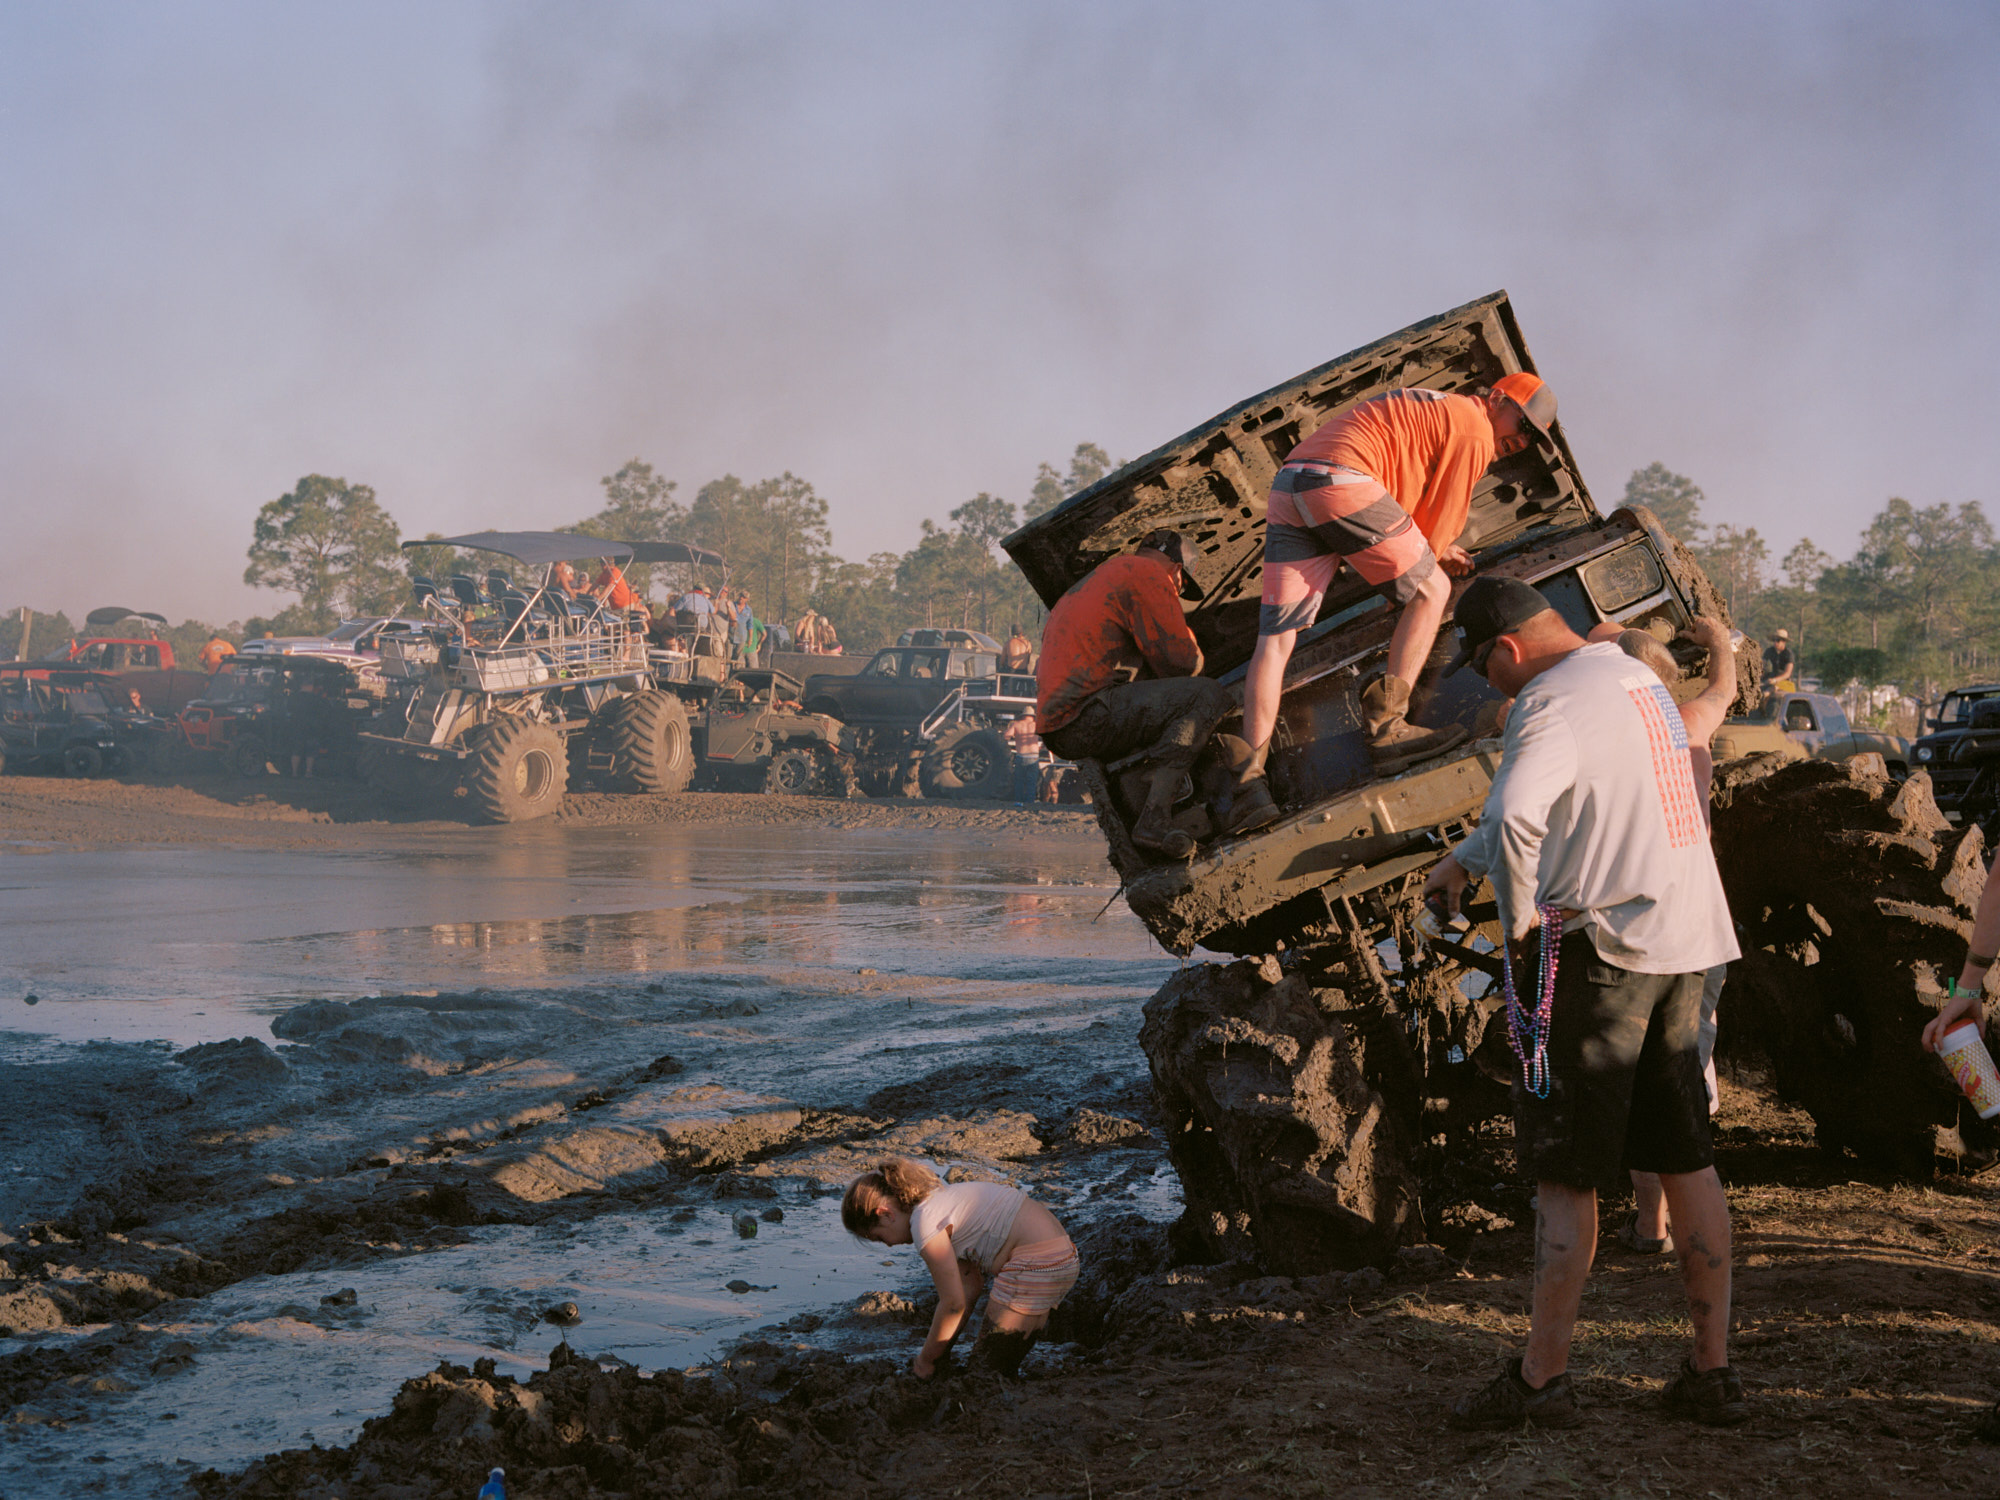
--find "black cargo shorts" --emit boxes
[1513,928,1714,1192]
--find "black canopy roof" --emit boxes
[403,532,725,568]
[84,606,168,630]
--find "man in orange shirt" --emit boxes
[591,557,636,611]
[1037,530,1277,854]
[1242,372,1557,778]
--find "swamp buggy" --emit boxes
[359,531,726,822]
[1004,291,1991,1269]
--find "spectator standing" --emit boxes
[591,558,635,611]
[1001,625,1033,673]
[794,608,825,653]
[198,635,237,673]
[1424,578,1745,1430]
[731,591,765,662]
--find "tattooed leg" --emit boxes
[1660,1166,1732,1372]
[1521,1181,1598,1388]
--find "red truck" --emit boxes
[44,608,213,715]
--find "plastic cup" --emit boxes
[1936,1021,2000,1120]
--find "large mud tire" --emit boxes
[763,745,824,796]
[63,743,104,778]
[464,718,567,824]
[1710,756,1995,1173]
[920,727,1011,801]
[606,690,694,794]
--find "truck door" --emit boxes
[1781,695,1826,757]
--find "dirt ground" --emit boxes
[8,773,2000,1497]
[180,1088,2000,1498]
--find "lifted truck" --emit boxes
[1003,289,1748,959]
[1911,685,2000,837]
[360,531,723,822]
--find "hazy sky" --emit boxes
[4,2,1996,624]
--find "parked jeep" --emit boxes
[0,670,124,776]
[1719,689,1908,776]
[801,645,1034,798]
[694,668,854,795]
[1001,289,1748,958]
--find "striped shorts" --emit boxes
[1260,462,1436,635]
[989,1236,1080,1316]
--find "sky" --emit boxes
[3,1,1997,625]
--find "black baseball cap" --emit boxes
[1446,576,1553,674]
[1136,529,1205,601]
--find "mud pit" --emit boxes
[7,772,2000,1497]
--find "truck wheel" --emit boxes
[63,744,103,778]
[230,734,270,778]
[922,727,1011,800]
[464,718,567,824]
[764,745,823,796]
[606,690,694,794]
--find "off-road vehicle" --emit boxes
[0,669,125,776]
[1003,290,1745,959]
[174,653,382,778]
[693,667,855,795]
[1911,685,2000,837]
[359,532,724,822]
[802,644,1035,798]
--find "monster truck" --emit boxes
[801,644,1034,798]
[693,668,855,795]
[358,531,722,822]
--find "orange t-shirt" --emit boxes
[1036,554,1201,733]
[593,564,635,610]
[1286,389,1495,553]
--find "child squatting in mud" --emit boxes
[842,1157,1079,1378]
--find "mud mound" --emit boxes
[190,1343,957,1498]
[1139,956,1418,1273]
[1710,757,1993,1172]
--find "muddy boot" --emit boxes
[1128,764,1196,859]
[1360,674,1468,775]
[1214,735,1281,837]
[974,1327,1039,1379]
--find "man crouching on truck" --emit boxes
[1241,372,1558,781]
[1036,530,1279,855]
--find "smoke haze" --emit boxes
[3,1,1995,621]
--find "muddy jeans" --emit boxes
[1040,677,1233,771]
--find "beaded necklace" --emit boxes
[1501,904,1564,1099]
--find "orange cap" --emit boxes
[1492,371,1557,441]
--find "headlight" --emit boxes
[1917,745,1933,762]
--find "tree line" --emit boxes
[0,444,1116,661]
[1623,462,1996,710]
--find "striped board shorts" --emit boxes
[1260,461,1436,635]
[989,1236,1081,1316]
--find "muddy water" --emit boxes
[0,822,1182,1497]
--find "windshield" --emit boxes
[66,691,112,715]
[1937,692,2000,727]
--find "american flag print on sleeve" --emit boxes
[1623,675,1705,850]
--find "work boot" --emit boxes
[1214,735,1281,837]
[1129,765,1196,859]
[1359,674,1468,775]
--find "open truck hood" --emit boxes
[1001,291,1597,676]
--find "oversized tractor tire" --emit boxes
[605,689,694,794]
[921,726,1012,800]
[464,718,568,824]
[63,743,103,778]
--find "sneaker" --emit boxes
[1447,1358,1581,1430]
[1613,1213,1667,1255]
[1660,1358,1748,1427]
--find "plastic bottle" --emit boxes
[476,1468,506,1500]
[1936,1021,2000,1119]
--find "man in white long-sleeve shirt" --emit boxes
[1422,577,1746,1431]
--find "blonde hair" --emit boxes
[1616,628,1681,687]
[840,1156,941,1234]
